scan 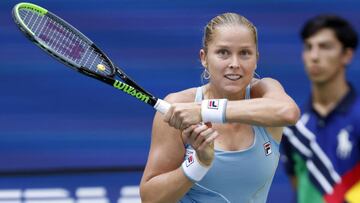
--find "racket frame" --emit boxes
[12,2,170,112]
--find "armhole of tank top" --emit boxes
[253,125,280,157]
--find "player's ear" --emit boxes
[342,48,354,66]
[200,49,207,68]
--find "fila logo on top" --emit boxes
[207,100,219,109]
[263,142,272,156]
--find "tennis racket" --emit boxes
[12,2,170,114]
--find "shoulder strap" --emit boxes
[245,84,251,99]
[195,86,203,102]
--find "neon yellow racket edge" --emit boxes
[12,2,170,114]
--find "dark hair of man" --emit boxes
[300,14,358,50]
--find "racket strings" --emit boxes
[19,9,113,76]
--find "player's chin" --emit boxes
[222,85,245,94]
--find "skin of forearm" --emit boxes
[226,98,299,126]
[140,167,194,203]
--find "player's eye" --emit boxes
[239,49,253,59]
[239,50,251,56]
[217,49,230,58]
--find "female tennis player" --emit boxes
[140,12,300,203]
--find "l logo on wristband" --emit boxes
[208,100,219,109]
[186,154,194,167]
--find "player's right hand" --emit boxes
[164,102,202,130]
[182,123,219,166]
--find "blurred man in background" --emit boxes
[281,14,360,203]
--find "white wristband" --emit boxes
[201,99,227,123]
[181,148,211,182]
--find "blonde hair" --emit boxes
[202,13,258,52]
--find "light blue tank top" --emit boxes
[179,85,280,203]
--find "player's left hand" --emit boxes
[164,102,202,130]
[182,123,218,166]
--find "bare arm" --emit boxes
[140,93,217,203]
[226,78,300,142]
[226,78,299,126]
[140,100,193,203]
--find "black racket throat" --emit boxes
[78,67,157,106]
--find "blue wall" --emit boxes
[1,0,360,202]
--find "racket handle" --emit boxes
[154,99,171,114]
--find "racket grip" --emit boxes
[154,99,171,114]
